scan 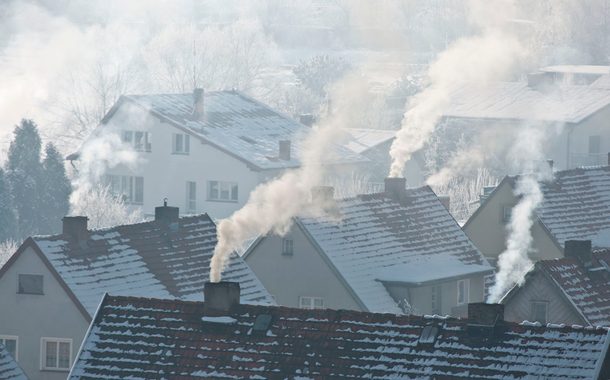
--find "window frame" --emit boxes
[207,180,238,203]
[172,133,190,155]
[457,279,470,306]
[122,130,151,152]
[0,335,18,361]
[530,300,549,324]
[282,238,294,256]
[40,337,72,372]
[501,204,512,224]
[105,175,144,205]
[17,274,43,295]
[431,285,442,315]
[299,296,324,310]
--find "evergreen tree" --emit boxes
[39,143,71,234]
[0,169,16,241]
[6,119,43,238]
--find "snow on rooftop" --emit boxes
[541,65,610,75]
[377,256,492,285]
[342,128,395,154]
[0,343,27,380]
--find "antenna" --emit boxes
[163,197,168,207]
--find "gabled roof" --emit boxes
[71,294,610,379]
[506,251,610,327]
[0,343,27,380]
[342,128,395,154]
[5,214,273,317]
[443,82,610,123]
[104,91,367,171]
[295,186,492,313]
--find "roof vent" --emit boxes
[192,88,205,121]
[62,216,88,242]
[250,314,273,335]
[279,140,291,161]
[418,325,439,346]
[155,200,179,226]
[203,281,241,317]
[565,240,593,268]
[384,177,407,202]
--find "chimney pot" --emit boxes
[279,140,291,161]
[155,202,179,225]
[62,216,88,241]
[204,281,241,316]
[468,303,504,326]
[564,240,593,267]
[384,177,407,202]
[192,88,204,121]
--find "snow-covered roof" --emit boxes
[30,213,273,316]
[0,343,27,380]
[532,166,610,249]
[342,128,395,154]
[70,294,610,379]
[443,82,610,123]
[112,91,367,170]
[298,186,493,313]
[541,65,610,76]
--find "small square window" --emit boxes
[18,274,43,295]
[282,238,294,256]
[41,338,72,371]
[501,205,512,223]
[531,301,548,324]
[0,336,18,361]
[299,296,324,310]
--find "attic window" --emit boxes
[418,325,439,345]
[251,314,273,335]
[18,274,43,295]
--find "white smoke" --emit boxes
[388,0,525,177]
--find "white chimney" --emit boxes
[192,88,204,120]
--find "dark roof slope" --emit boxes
[31,214,273,315]
[0,343,27,380]
[532,250,610,327]
[297,186,492,313]
[70,294,610,379]
[112,91,367,170]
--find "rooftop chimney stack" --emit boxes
[564,240,593,268]
[299,114,315,127]
[155,200,179,226]
[192,88,204,121]
[279,140,291,161]
[62,216,88,242]
[547,159,554,171]
[384,177,407,202]
[311,186,334,204]
[468,303,504,327]
[203,281,241,316]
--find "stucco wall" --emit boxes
[244,225,363,311]
[0,246,90,380]
[503,272,585,325]
[568,106,610,167]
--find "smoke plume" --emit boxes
[388,0,524,177]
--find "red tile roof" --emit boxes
[70,295,610,379]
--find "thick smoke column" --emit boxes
[487,175,542,302]
[388,0,524,177]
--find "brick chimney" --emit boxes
[155,200,179,226]
[311,186,334,204]
[203,281,241,316]
[62,216,88,242]
[279,140,291,161]
[468,303,504,327]
[192,88,204,120]
[384,177,406,202]
[564,240,593,268]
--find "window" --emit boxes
[105,175,144,204]
[41,338,72,371]
[501,205,512,223]
[186,181,197,212]
[589,135,601,154]
[0,336,18,361]
[299,296,324,310]
[122,131,151,152]
[457,279,470,305]
[531,301,548,324]
[431,285,442,315]
[172,133,190,154]
[282,238,294,256]
[18,274,43,295]
[207,181,238,202]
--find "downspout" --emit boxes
[566,123,575,169]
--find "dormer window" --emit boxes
[173,133,190,155]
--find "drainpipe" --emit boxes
[566,124,575,169]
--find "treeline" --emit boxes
[0,119,71,241]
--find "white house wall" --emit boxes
[0,247,89,380]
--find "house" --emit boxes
[540,65,610,86]
[244,177,493,316]
[69,282,610,379]
[0,343,28,380]
[502,239,610,327]
[442,76,610,169]
[343,128,426,186]
[464,165,610,263]
[0,204,272,380]
[69,89,368,219]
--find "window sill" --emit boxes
[17,292,44,295]
[41,368,70,372]
[171,152,190,155]
[206,199,238,203]
[281,252,294,257]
